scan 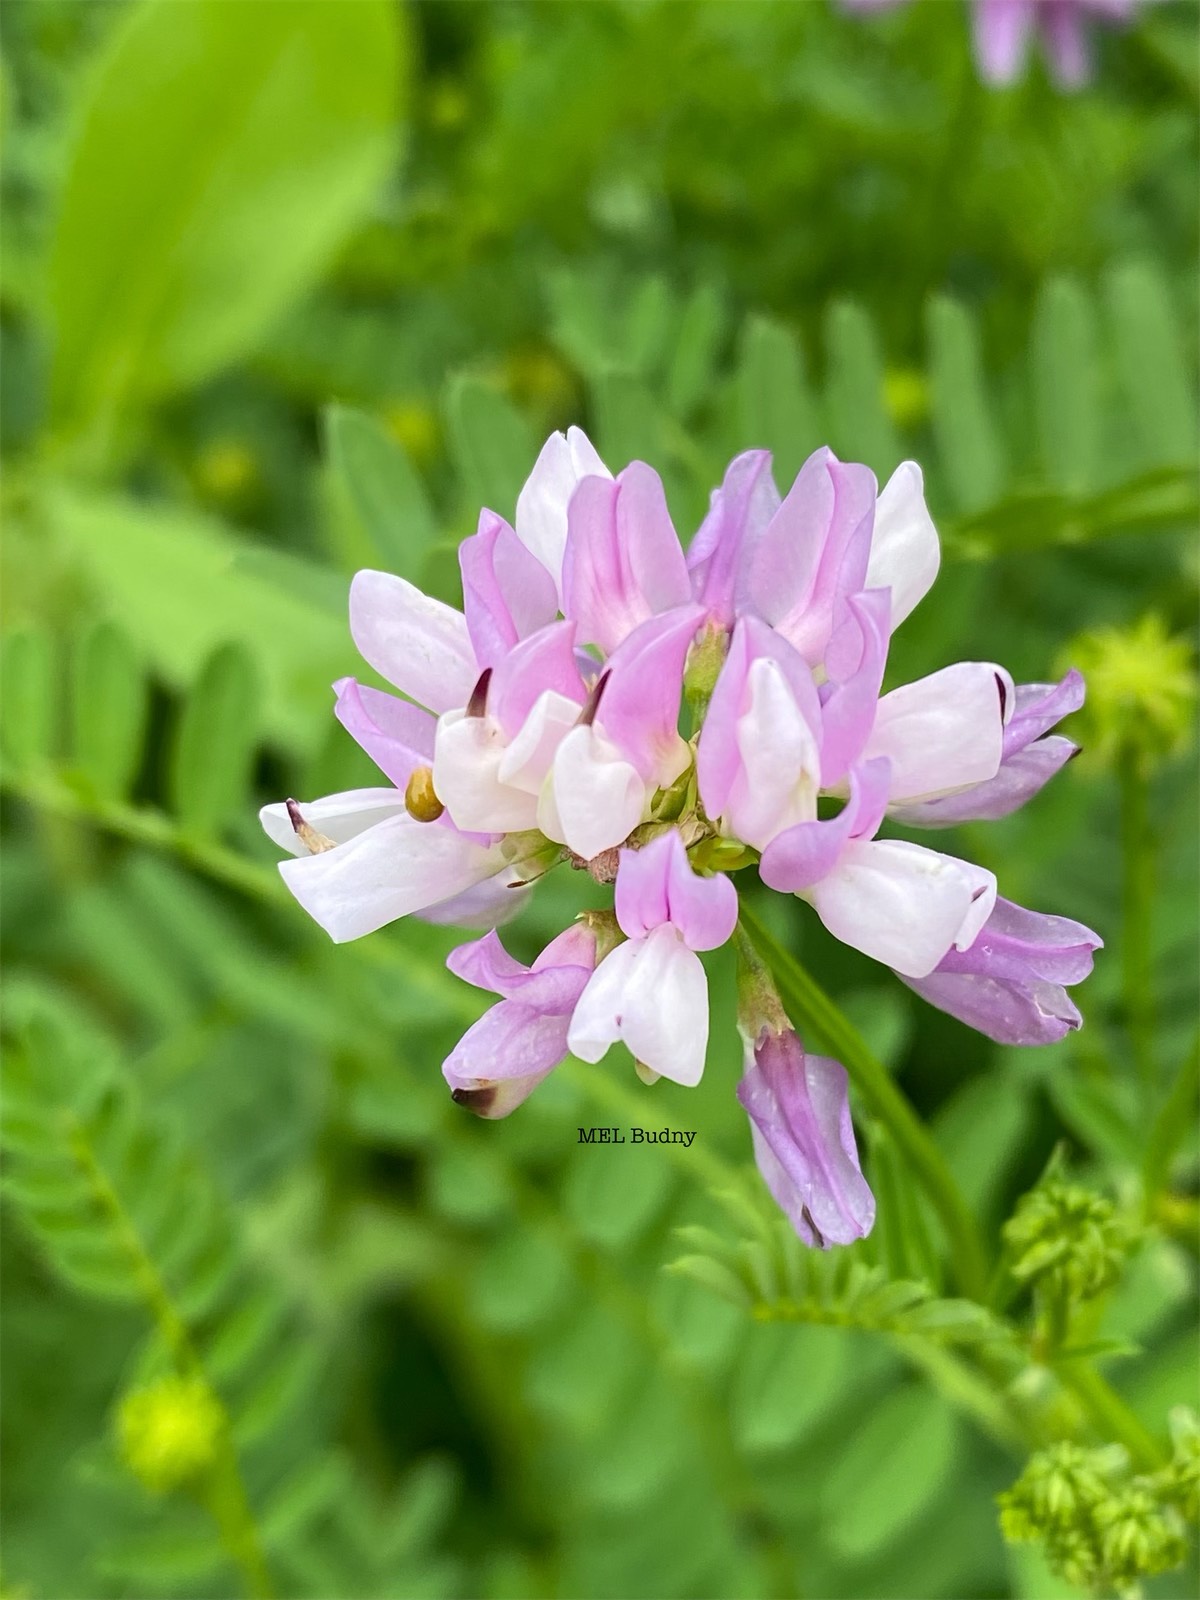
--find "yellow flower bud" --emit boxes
[117,1375,222,1494]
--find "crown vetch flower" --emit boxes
[567,829,738,1087]
[263,423,1100,1245]
[899,897,1103,1045]
[841,0,1141,90]
[443,923,599,1118]
[738,1028,876,1248]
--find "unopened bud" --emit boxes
[118,1375,222,1494]
[683,621,729,716]
[404,765,444,822]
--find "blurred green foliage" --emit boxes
[1,2,1197,1597]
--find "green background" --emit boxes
[1,2,1197,1596]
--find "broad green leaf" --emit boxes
[821,1385,958,1559]
[1031,277,1101,494]
[71,620,147,800]
[1105,260,1197,469]
[50,487,348,754]
[824,299,899,475]
[926,294,1005,513]
[50,0,403,422]
[471,1230,572,1333]
[325,405,439,578]
[527,1306,639,1432]
[933,1069,1033,1218]
[445,376,536,517]
[735,315,821,483]
[0,627,56,768]
[730,1321,847,1453]
[169,641,261,835]
[564,1139,675,1249]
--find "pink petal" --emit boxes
[596,604,703,783]
[973,0,1037,83]
[759,758,891,893]
[333,677,436,790]
[748,449,877,665]
[686,449,780,625]
[349,569,476,714]
[489,619,586,738]
[818,589,892,787]
[614,829,738,951]
[459,509,559,670]
[562,463,691,655]
[696,615,821,826]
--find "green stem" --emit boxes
[69,1125,274,1598]
[737,905,989,1300]
[1056,1361,1164,1473]
[1119,748,1157,1109]
[1142,1029,1200,1209]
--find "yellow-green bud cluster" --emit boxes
[999,1441,1191,1594]
[117,1374,223,1494]
[1061,614,1196,769]
[1002,1174,1130,1305]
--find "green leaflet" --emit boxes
[927,293,1006,514]
[325,405,440,579]
[71,620,148,801]
[0,627,56,768]
[824,299,900,476]
[733,314,822,485]
[444,376,537,519]
[1031,276,1102,495]
[49,487,348,755]
[50,0,404,424]
[169,642,261,836]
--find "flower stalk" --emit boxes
[737,902,989,1299]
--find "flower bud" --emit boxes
[1002,1166,1130,1303]
[117,1375,222,1494]
[1062,614,1196,769]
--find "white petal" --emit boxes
[515,427,611,598]
[349,570,476,714]
[567,926,710,1086]
[867,462,940,631]
[417,866,531,930]
[432,712,539,834]
[728,658,821,849]
[867,662,1009,804]
[279,815,504,943]
[496,690,580,794]
[809,838,988,979]
[538,724,645,860]
[260,789,405,857]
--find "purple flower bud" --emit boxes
[738,1028,875,1247]
[898,896,1102,1045]
[442,924,598,1117]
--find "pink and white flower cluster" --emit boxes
[263,428,1099,1246]
[844,0,1142,91]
